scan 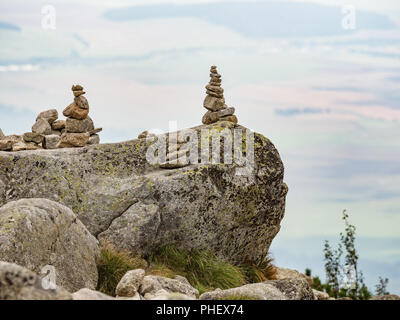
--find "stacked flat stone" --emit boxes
[202,66,238,125]
[159,132,189,169]
[58,85,102,148]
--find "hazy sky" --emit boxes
[0,0,399,293]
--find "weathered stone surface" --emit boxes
[275,267,313,286]
[72,288,115,300]
[23,132,44,144]
[36,109,58,124]
[12,141,41,151]
[116,269,145,297]
[139,275,199,298]
[43,135,61,149]
[73,91,85,97]
[74,96,89,110]
[219,115,238,124]
[0,261,72,300]
[0,128,4,139]
[200,283,287,300]
[0,139,13,151]
[52,120,66,130]
[88,134,100,145]
[0,198,100,292]
[313,289,330,300]
[63,102,89,120]
[203,95,225,112]
[266,278,314,300]
[32,118,52,135]
[66,117,94,133]
[370,294,400,300]
[0,123,287,265]
[57,132,90,148]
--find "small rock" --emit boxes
[0,128,4,139]
[116,269,146,297]
[73,91,86,97]
[32,118,52,135]
[139,275,199,298]
[52,120,66,130]
[219,115,238,124]
[43,134,61,149]
[74,95,89,110]
[72,84,83,91]
[312,289,330,300]
[36,109,58,124]
[12,141,41,151]
[57,132,90,148]
[203,95,225,112]
[72,288,115,300]
[200,283,287,300]
[23,132,44,144]
[0,261,72,300]
[63,102,89,120]
[116,292,142,300]
[275,267,313,286]
[0,139,13,151]
[89,128,102,135]
[66,117,94,133]
[88,134,100,145]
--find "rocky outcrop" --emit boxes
[0,198,100,292]
[275,267,313,286]
[116,269,145,297]
[139,275,199,299]
[0,261,72,300]
[312,289,330,300]
[72,288,115,300]
[0,121,287,265]
[200,278,314,300]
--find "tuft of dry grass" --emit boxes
[96,240,148,296]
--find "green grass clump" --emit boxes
[96,241,148,296]
[240,255,277,283]
[149,245,247,294]
[218,295,258,300]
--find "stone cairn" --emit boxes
[158,66,238,169]
[0,85,101,151]
[202,66,238,125]
[59,85,102,148]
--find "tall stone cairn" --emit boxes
[58,85,102,148]
[202,66,238,125]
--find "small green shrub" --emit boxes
[96,241,148,296]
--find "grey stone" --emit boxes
[43,135,61,149]
[0,123,287,265]
[52,120,66,130]
[23,132,44,144]
[32,118,52,135]
[139,275,199,298]
[275,267,313,286]
[116,269,146,297]
[265,278,315,300]
[36,109,58,124]
[0,261,72,300]
[0,198,100,292]
[66,117,94,133]
[200,283,287,300]
[57,132,90,148]
[144,289,195,300]
[88,134,100,145]
[72,288,115,300]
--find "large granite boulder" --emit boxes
[0,198,100,292]
[0,261,72,300]
[0,122,288,264]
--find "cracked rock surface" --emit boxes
[0,198,100,292]
[0,122,287,265]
